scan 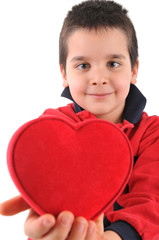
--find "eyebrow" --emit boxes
[70,56,90,62]
[107,54,126,60]
[70,54,126,62]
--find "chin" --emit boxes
[90,110,108,118]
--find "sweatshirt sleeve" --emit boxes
[104,117,159,240]
[104,220,141,239]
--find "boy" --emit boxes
[1,0,159,239]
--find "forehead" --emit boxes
[66,27,129,60]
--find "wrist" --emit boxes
[104,230,122,240]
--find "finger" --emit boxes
[24,209,56,239]
[44,211,74,240]
[85,214,104,240]
[95,213,104,232]
[0,195,30,216]
[68,216,88,240]
[85,220,96,240]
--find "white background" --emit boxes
[0,0,159,239]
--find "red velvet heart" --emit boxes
[7,116,133,220]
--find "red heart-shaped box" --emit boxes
[7,116,133,220]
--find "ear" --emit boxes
[60,65,69,88]
[130,59,139,85]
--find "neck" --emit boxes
[94,103,125,124]
[95,113,123,124]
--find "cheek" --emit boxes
[70,81,82,94]
[112,75,131,96]
[68,76,86,93]
[68,81,83,103]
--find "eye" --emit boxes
[76,63,90,70]
[108,61,120,68]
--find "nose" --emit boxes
[91,79,107,86]
[90,68,108,86]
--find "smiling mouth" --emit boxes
[87,93,112,99]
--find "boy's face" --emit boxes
[61,28,138,123]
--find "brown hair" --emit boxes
[59,0,138,71]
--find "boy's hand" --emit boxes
[0,196,122,240]
[25,210,122,240]
[25,209,96,240]
[0,195,30,215]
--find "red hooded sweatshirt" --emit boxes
[28,85,159,240]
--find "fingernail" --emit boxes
[60,215,72,227]
[88,222,95,234]
[42,218,53,227]
[76,219,87,233]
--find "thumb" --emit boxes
[0,195,30,216]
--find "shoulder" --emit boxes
[139,112,159,131]
[128,112,159,151]
[40,103,84,123]
[136,112,159,149]
[42,103,75,116]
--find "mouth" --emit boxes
[87,92,113,99]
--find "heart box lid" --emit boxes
[7,116,133,220]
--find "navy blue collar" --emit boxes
[61,84,146,124]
